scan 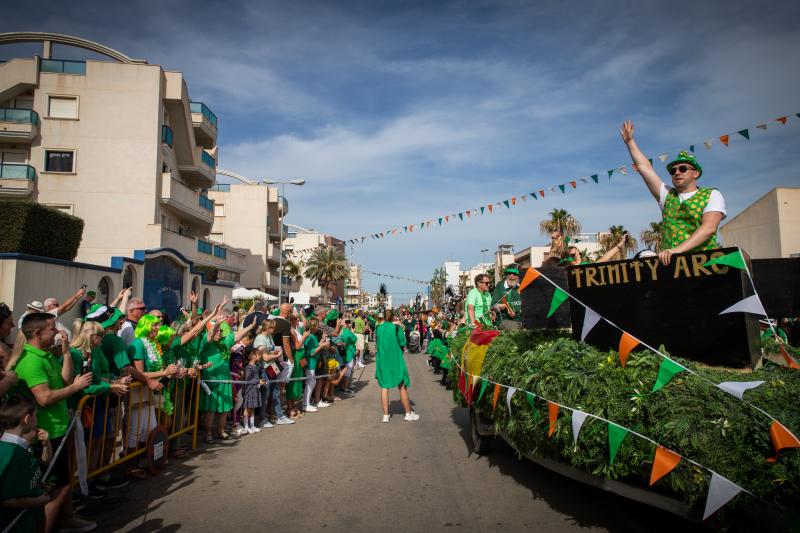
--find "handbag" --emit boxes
[265,360,284,380]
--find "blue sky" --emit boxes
[3,0,800,302]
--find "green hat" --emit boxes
[666,151,702,177]
[504,264,520,276]
[86,305,124,329]
[325,309,339,321]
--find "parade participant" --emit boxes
[338,319,358,394]
[285,314,304,418]
[353,311,366,369]
[621,120,726,266]
[465,274,493,328]
[375,309,418,423]
[491,265,522,331]
[299,317,329,413]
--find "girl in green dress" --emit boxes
[285,314,304,418]
[375,309,418,423]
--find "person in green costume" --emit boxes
[198,306,256,442]
[490,265,522,331]
[465,273,494,328]
[621,120,726,266]
[285,314,305,417]
[338,318,358,393]
[375,309,419,423]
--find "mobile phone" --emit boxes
[81,284,87,290]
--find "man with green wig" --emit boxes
[621,120,726,266]
[491,265,522,330]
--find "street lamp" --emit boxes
[480,248,489,270]
[262,178,305,303]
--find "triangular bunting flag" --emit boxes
[530,192,537,200]
[608,423,628,465]
[618,332,639,367]
[487,204,493,213]
[776,116,787,125]
[503,200,510,208]
[476,379,489,403]
[466,210,471,218]
[558,184,565,193]
[737,129,750,140]
[506,387,516,413]
[580,178,587,183]
[716,380,765,400]
[704,140,713,150]
[539,190,545,197]
[546,288,569,318]
[703,473,743,520]
[779,345,800,369]
[607,169,614,179]
[703,250,746,270]
[649,446,681,486]
[658,154,668,162]
[519,268,541,291]
[548,187,556,193]
[619,166,627,175]
[756,123,767,130]
[647,158,653,165]
[719,295,766,317]
[492,383,501,411]
[525,392,536,412]
[652,358,686,393]
[570,180,577,188]
[480,207,485,215]
[458,213,463,221]
[689,145,695,153]
[548,401,559,438]
[770,420,800,458]
[521,195,527,202]
[445,216,449,223]
[580,309,601,342]
[591,174,599,183]
[511,197,516,205]
[719,134,729,146]
[571,410,588,446]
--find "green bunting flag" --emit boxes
[703,250,746,270]
[438,218,443,226]
[689,145,695,153]
[547,288,569,318]
[458,212,464,221]
[476,379,489,403]
[531,192,537,199]
[526,392,539,422]
[737,129,750,140]
[608,423,629,465]
[607,169,614,179]
[652,358,686,393]
[480,207,485,215]
[503,200,510,208]
[647,158,653,165]
[591,174,599,183]
[558,184,565,194]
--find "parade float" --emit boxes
[449,248,800,526]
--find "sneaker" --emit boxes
[356,362,366,369]
[403,412,420,421]
[56,515,97,532]
[382,414,390,423]
[342,388,355,394]
[276,416,295,425]
[317,401,331,408]
[261,421,274,428]
[86,485,107,500]
[248,426,261,434]
[95,473,129,490]
[303,405,318,413]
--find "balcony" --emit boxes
[0,108,39,142]
[262,271,280,291]
[160,227,247,273]
[40,59,86,75]
[266,243,281,266]
[210,183,230,192]
[0,164,36,198]
[189,102,217,149]
[159,173,214,231]
[269,222,289,241]
[178,147,216,187]
[161,125,173,147]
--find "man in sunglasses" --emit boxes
[621,120,726,265]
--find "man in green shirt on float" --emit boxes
[491,265,522,331]
[13,312,96,532]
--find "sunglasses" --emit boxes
[478,281,490,285]
[669,164,695,175]
[132,306,146,311]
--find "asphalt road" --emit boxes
[81,346,706,533]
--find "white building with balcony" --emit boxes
[0,32,236,316]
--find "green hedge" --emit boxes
[0,202,84,260]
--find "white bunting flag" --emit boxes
[619,166,627,175]
[719,295,767,317]
[521,196,527,202]
[571,410,589,446]
[580,177,588,183]
[704,140,713,150]
[549,187,556,193]
[580,309,602,342]
[506,387,516,413]
[756,123,767,130]
[716,381,765,400]
[658,153,668,162]
[703,473,743,519]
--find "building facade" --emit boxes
[346,263,362,307]
[0,33,235,316]
[720,187,800,259]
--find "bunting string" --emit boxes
[342,112,799,244]
[363,270,429,285]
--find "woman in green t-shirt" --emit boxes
[375,309,418,423]
[299,317,330,412]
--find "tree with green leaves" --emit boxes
[303,245,349,303]
[640,221,664,251]
[283,259,304,285]
[539,208,582,256]
[430,267,446,307]
[599,225,638,261]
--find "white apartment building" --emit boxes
[284,225,347,305]
[346,263,362,306]
[207,176,287,296]
[0,33,236,316]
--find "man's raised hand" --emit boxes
[620,120,634,143]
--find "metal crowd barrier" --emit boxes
[70,374,202,481]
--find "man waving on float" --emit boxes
[620,120,726,265]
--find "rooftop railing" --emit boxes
[40,59,86,75]
[189,102,218,128]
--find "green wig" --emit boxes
[135,314,161,339]
[156,325,175,347]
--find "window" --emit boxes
[44,150,75,173]
[47,96,78,119]
[214,204,225,217]
[211,232,224,243]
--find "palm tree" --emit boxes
[640,221,664,251]
[430,267,446,307]
[283,259,304,285]
[303,245,350,303]
[599,225,638,261]
[539,208,582,256]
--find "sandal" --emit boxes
[217,432,231,440]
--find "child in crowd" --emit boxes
[0,395,52,533]
[240,349,264,434]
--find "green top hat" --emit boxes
[667,151,703,177]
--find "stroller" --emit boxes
[408,330,421,353]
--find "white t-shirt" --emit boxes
[657,183,726,218]
[118,320,135,347]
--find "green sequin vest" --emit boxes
[661,187,719,250]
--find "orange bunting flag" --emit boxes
[518,268,541,291]
[445,216,449,223]
[769,420,800,460]
[776,116,788,125]
[539,189,545,197]
[548,402,559,438]
[487,204,493,213]
[492,383,501,411]
[570,180,577,189]
[719,134,730,146]
[466,210,471,218]
[779,345,800,369]
[618,332,640,368]
[649,446,682,486]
